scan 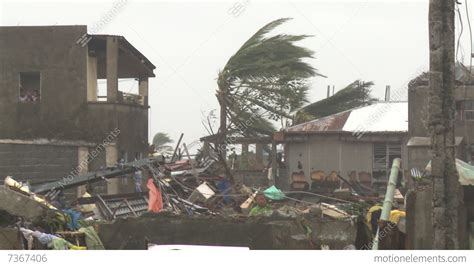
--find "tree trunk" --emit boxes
[428,0,461,249]
[217,78,228,159]
[217,76,235,183]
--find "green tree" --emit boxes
[152,132,173,148]
[217,18,323,144]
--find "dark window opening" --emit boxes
[19,72,41,103]
[468,145,474,165]
[373,142,402,180]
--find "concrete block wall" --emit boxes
[0,143,78,185]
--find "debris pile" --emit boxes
[0,149,401,250]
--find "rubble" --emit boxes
[0,151,378,250]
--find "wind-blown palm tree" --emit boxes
[217,18,324,149]
[294,80,376,124]
[152,132,173,155]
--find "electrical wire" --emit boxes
[466,0,473,75]
[462,0,473,152]
[456,4,464,63]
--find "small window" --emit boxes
[456,100,474,121]
[19,72,41,103]
[373,142,402,179]
[466,111,474,121]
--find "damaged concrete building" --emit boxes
[0,26,155,198]
[405,65,474,249]
[279,102,408,192]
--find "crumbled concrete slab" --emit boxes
[0,186,47,220]
[0,227,21,249]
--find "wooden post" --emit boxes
[271,141,277,182]
[240,143,249,170]
[256,143,263,167]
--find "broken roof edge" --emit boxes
[407,136,464,147]
[0,138,98,147]
[90,34,156,75]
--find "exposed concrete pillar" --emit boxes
[139,77,149,106]
[105,143,119,195]
[106,36,119,102]
[255,143,263,167]
[77,147,89,197]
[240,143,249,170]
[87,54,98,101]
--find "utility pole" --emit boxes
[428,0,461,249]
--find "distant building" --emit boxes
[280,102,408,191]
[0,26,155,197]
[405,64,474,249]
[407,64,474,172]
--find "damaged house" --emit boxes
[279,101,408,192]
[0,26,155,199]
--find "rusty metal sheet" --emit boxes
[287,111,351,132]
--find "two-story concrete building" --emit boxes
[0,26,155,198]
[407,64,474,171]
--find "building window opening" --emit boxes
[19,72,41,103]
[373,142,402,180]
[456,100,474,121]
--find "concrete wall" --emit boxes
[0,142,110,198]
[0,26,88,140]
[0,26,150,193]
[85,103,148,156]
[0,143,78,185]
[97,214,360,250]
[408,84,474,170]
[0,26,149,155]
[406,188,469,249]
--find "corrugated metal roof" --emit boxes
[287,102,408,133]
[287,110,350,132]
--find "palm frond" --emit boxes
[218,18,324,137]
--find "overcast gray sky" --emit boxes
[1,0,473,148]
